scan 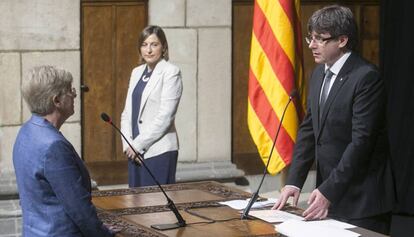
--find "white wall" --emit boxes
[149,0,232,163]
[0,0,81,180]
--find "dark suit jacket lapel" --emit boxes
[317,53,357,138]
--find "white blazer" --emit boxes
[120,59,183,159]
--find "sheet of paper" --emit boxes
[275,219,360,237]
[310,219,356,229]
[248,209,305,223]
[218,198,277,210]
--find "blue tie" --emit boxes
[320,69,334,108]
[319,69,334,123]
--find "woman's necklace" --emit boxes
[142,74,151,82]
[142,67,152,82]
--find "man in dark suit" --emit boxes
[272,5,394,234]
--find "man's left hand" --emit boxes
[302,189,330,220]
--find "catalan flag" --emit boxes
[247,0,306,175]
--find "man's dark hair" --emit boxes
[308,5,358,50]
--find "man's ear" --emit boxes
[338,35,349,49]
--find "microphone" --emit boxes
[100,112,186,230]
[100,113,141,166]
[241,90,298,219]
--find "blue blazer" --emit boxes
[13,115,113,237]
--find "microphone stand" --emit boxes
[241,92,296,219]
[101,113,186,230]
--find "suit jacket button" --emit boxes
[139,120,143,124]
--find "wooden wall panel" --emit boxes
[82,5,115,163]
[360,5,380,65]
[82,1,147,184]
[114,5,147,164]
[232,2,265,174]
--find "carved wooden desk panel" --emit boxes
[122,206,276,237]
[93,189,225,210]
[92,181,387,237]
[93,181,272,237]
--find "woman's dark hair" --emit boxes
[138,25,169,64]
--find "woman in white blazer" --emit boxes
[120,25,183,187]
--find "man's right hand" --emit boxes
[272,185,300,210]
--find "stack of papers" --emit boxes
[219,199,360,237]
[275,219,359,237]
[248,209,304,223]
[218,198,277,210]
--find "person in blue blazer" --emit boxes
[121,25,183,187]
[13,66,115,237]
[273,5,394,234]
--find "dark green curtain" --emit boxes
[380,0,414,215]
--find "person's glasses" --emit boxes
[305,35,336,45]
[69,87,76,97]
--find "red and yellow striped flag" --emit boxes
[248,0,306,175]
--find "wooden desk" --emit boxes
[93,181,387,237]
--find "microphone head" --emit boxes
[289,89,299,99]
[100,113,111,123]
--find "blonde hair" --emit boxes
[22,65,73,116]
